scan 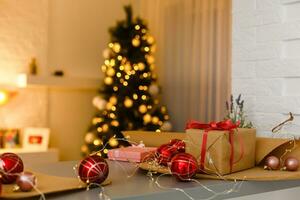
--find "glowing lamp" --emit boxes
[0,90,16,105]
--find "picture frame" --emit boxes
[23,127,50,151]
[0,129,20,148]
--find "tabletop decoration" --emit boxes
[170,153,198,181]
[283,157,299,171]
[107,145,157,163]
[0,153,24,184]
[185,119,256,175]
[0,152,46,199]
[78,155,109,185]
[14,171,37,192]
[156,139,186,166]
[264,156,280,170]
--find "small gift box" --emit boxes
[107,146,157,163]
[185,120,256,175]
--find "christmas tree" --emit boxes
[81,5,172,157]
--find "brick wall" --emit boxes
[232,0,300,136]
[0,0,48,128]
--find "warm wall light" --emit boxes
[0,90,9,105]
[0,89,17,106]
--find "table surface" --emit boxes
[28,160,300,200]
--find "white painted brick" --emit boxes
[232,41,256,61]
[255,59,300,78]
[282,21,300,40]
[249,112,286,131]
[259,10,283,25]
[232,61,256,78]
[281,0,300,4]
[256,24,282,42]
[233,27,256,44]
[233,78,284,96]
[233,11,262,28]
[283,39,300,59]
[255,96,286,113]
[233,0,256,13]
[284,78,300,95]
[255,79,284,96]
[285,97,300,114]
[246,42,282,61]
[284,2,300,22]
[256,0,281,11]
[232,78,257,96]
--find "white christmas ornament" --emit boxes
[92,96,107,110]
[161,121,172,131]
[149,84,159,96]
[102,48,111,59]
[85,132,95,144]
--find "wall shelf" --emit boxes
[17,74,101,90]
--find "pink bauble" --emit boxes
[0,153,24,184]
[78,155,109,184]
[284,157,299,171]
[16,171,37,192]
[264,156,280,170]
[170,153,198,181]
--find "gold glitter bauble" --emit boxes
[138,62,145,70]
[152,116,159,124]
[112,43,121,53]
[139,105,147,113]
[132,38,140,47]
[109,96,117,105]
[93,139,103,146]
[106,102,113,110]
[143,114,152,123]
[92,117,102,125]
[85,132,95,144]
[111,120,119,127]
[124,98,133,108]
[81,145,88,153]
[124,63,132,72]
[104,77,113,85]
[161,106,167,114]
[106,68,115,76]
[102,124,109,132]
[109,137,119,147]
[147,36,154,44]
[146,55,155,64]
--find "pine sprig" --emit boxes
[225,94,253,128]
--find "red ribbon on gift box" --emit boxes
[186,119,244,173]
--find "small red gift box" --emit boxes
[108,146,157,163]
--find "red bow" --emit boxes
[186,119,243,173]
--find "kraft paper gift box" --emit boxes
[186,127,256,175]
[108,146,157,163]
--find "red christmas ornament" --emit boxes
[170,153,198,181]
[0,153,24,184]
[78,155,109,184]
[156,144,178,166]
[264,156,280,170]
[169,139,185,152]
[284,157,299,171]
[16,171,37,192]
